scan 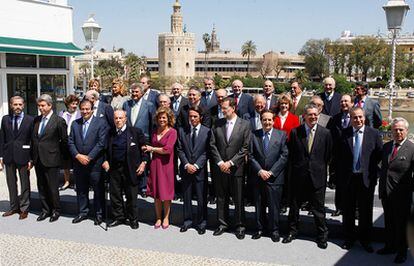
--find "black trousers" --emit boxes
[35,162,60,215]
[343,173,375,243]
[382,190,413,255]
[288,176,328,241]
[109,163,139,222]
[182,172,207,229]
[254,179,282,233]
[215,171,245,230]
[74,167,104,217]
[5,163,30,212]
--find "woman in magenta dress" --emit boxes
[142,106,177,229]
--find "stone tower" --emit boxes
[209,25,221,53]
[158,0,195,80]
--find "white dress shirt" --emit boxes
[38,110,54,135]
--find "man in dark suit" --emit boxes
[231,79,254,118]
[263,80,278,112]
[200,77,218,109]
[243,95,266,131]
[378,117,414,264]
[140,76,160,108]
[0,96,34,220]
[249,110,288,242]
[85,90,115,130]
[310,96,333,129]
[177,106,211,235]
[282,104,332,249]
[353,82,382,129]
[290,81,310,118]
[177,86,211,131]
[209,88,228,127]
[318,77,341,117]
[102,110,148,230]
[32,94,68,222]
[69,99,108,225]
[170,83,189,117]
[338,107,383,252]
[210,97,251,239]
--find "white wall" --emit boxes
[0,0,74,43]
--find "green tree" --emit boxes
[241,40,257,76]
[293,69,309,83]
[332,74,353,94]
[94,57,124,90]
[124,52,144,84]
[299,39,330,81]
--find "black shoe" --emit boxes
[341,241,354,250]
[282,234,296,244]
[72,215,88,224]
[180,225,191,233]
[394,253,407,264]
[376,246,396,255]
[252,231,263,240]
[49,212,59,222]
[37,212,49,222]
[270,232,280,242]
[245,201,252,207]
[140,191,147,198]
[130,220,139,230]
[280,207,287,214]
[317,240,328,249]
[213,227,226,236]
[235,229,245,240]
[360,242,374,253]
[197,228,206,235]
[208,198,216,205]
[331,210,342,217]
[307,210,313,216]
[94,216,103,225]
[327,182,336,190]
[108,219,125,227]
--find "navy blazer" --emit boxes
[177,125,211,182]
[337,126,383,188]
[146,89,160,108]
[170,95,189,117]
[177,104,212,131]
[96,101,115,130]
[263,94,278,112]
[318,91,342,117]
[68,116,108,171]
[123,99,155,140]
[0,114,34,165]
[242,112,260,131]
[249,129,289,185]
[233,93,254,118]
[200,91,218,109]
[355,97,382,129]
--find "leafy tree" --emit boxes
[299,38,330,81]
[124,52,144,84]
[293,69,309,83]
[332,74,353,94]
[255,57,273,79]
[241,40,257,76]
[94,57,123,90]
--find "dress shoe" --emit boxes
[280,207,287,214]
[360,242,374,253]
[213,227,226,236]
[130,220,139,229]
[282,234,296,244]
[94,216,103,225]
[208,198,216,205]
[180,225,190,232]
[49,213,59,222]
[197,228,206,235]
[19,211,28,220]
[341,241,354,250]
[2,209,20,217]
[331,210,342,217]
[235,230,245,240]
[72,215,88,224]
[376,246,396,255]
[394,253,407,264]
[270,232,280,242]
[327,182,336,190]
[317,240,328,249]
[252,231,263,240]
[37,212,49,222]
[108,219,125,227]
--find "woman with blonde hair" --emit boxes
[110,78,129,110]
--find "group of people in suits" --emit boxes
[1,75,413,263]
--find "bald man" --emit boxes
[318,77,342,117]
[262,80,278,112]
[231,80,254,118]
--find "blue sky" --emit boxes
[70,0,414,57]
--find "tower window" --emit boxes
[186,62,189,68]
[186,48,189,51]
[168,62,172,68]
[168,48,171,51]
[178,48,180,51]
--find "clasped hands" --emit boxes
[258,170,272,180]
[186,164,198,174]
[76,154,90,166]
[141,145,153,153]
[219,161,232,174]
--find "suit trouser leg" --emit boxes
[44,166,60,214]
[90,170,104,217]
[343,175,358,242]
[182,174,193,226]
[122,167,139,222]
[195,178,207,229]
[267,184,282,233]
[35,163,50,214]
[5,164,19,211]
[254,180,264,231]
[391,192,412,255]
[75,169,90,216]
[17,165,30,212]
[311,186,328,241]
[109,166,126,220]
[215,172,230,229]
[356,182,374,244]
[382,197,395,249]
[288,188,301,236]
[232,175,245,230]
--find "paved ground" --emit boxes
[0,170,413,265]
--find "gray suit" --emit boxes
[317,113,332,128]
[210,117,251,230]
[355,97,382,129]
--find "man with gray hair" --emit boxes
[32,94,68,222]
[85,90,114,130]
[201,77,218,109]
[310,95,332,128]
[170,83,188,117]
[244,94,266,131]
[318,77,341,117]
[158,94,171,108]
[378,117,414,264]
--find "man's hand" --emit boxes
[258,170,272,180]
[102,161,110,172]
[136,162,146,176]
[76,154,90,166]
[27,161,33,170]
[219,161,231,174]
[186,164,197,175]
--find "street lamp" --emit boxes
[82,14,102,79]
[383,0,410,121]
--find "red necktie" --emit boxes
[234,96,238,111]
[390,143,399,161]
[293,97,298,111]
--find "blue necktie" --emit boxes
[82,121,88,140]
[263,131,270,152]
[353,130,361,172]
[39,117,47,136]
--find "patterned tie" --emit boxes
[234,96,238,112]
[390,143,399,161]
[131,101,139,125]
[173,100,179,113]
[206,92,211,106]
[307,128,315,153]
[263,131,270,152]
[342,113,349,129]
[353,130,362,172]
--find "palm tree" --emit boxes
[241,40,257,76]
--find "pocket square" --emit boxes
[130,142,136,146]
[399,156,406,160]
[99,114,104,117]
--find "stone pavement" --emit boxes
[0,170,413,266]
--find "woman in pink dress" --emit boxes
[142,107,177,229]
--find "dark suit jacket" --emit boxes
[337,126,383,188]
[0,114,34,165]
[123,99,155,140]
[170,95,189,117]
[210,117,251,177]
[242,112,260,131]
[32,113,68,168]
[177,125,211,182]
[288,124,333,189]
[379,140,414,198]
[234,93,254,118]
[177,104,212,131]
[146,89,160,108]
[68,116,108,172]
[355,97,382,129]
[249,129,289,185]
[210,105,224,127]
[318,91,342,117]
[96,101,115,130]
[201,90,218,109]
[264,94,278,112]
[106,127,149,185]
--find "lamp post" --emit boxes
[82,14,102,80]
[383,0,409,122]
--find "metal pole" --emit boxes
[90,44,94,79]
[388,29,397,122]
